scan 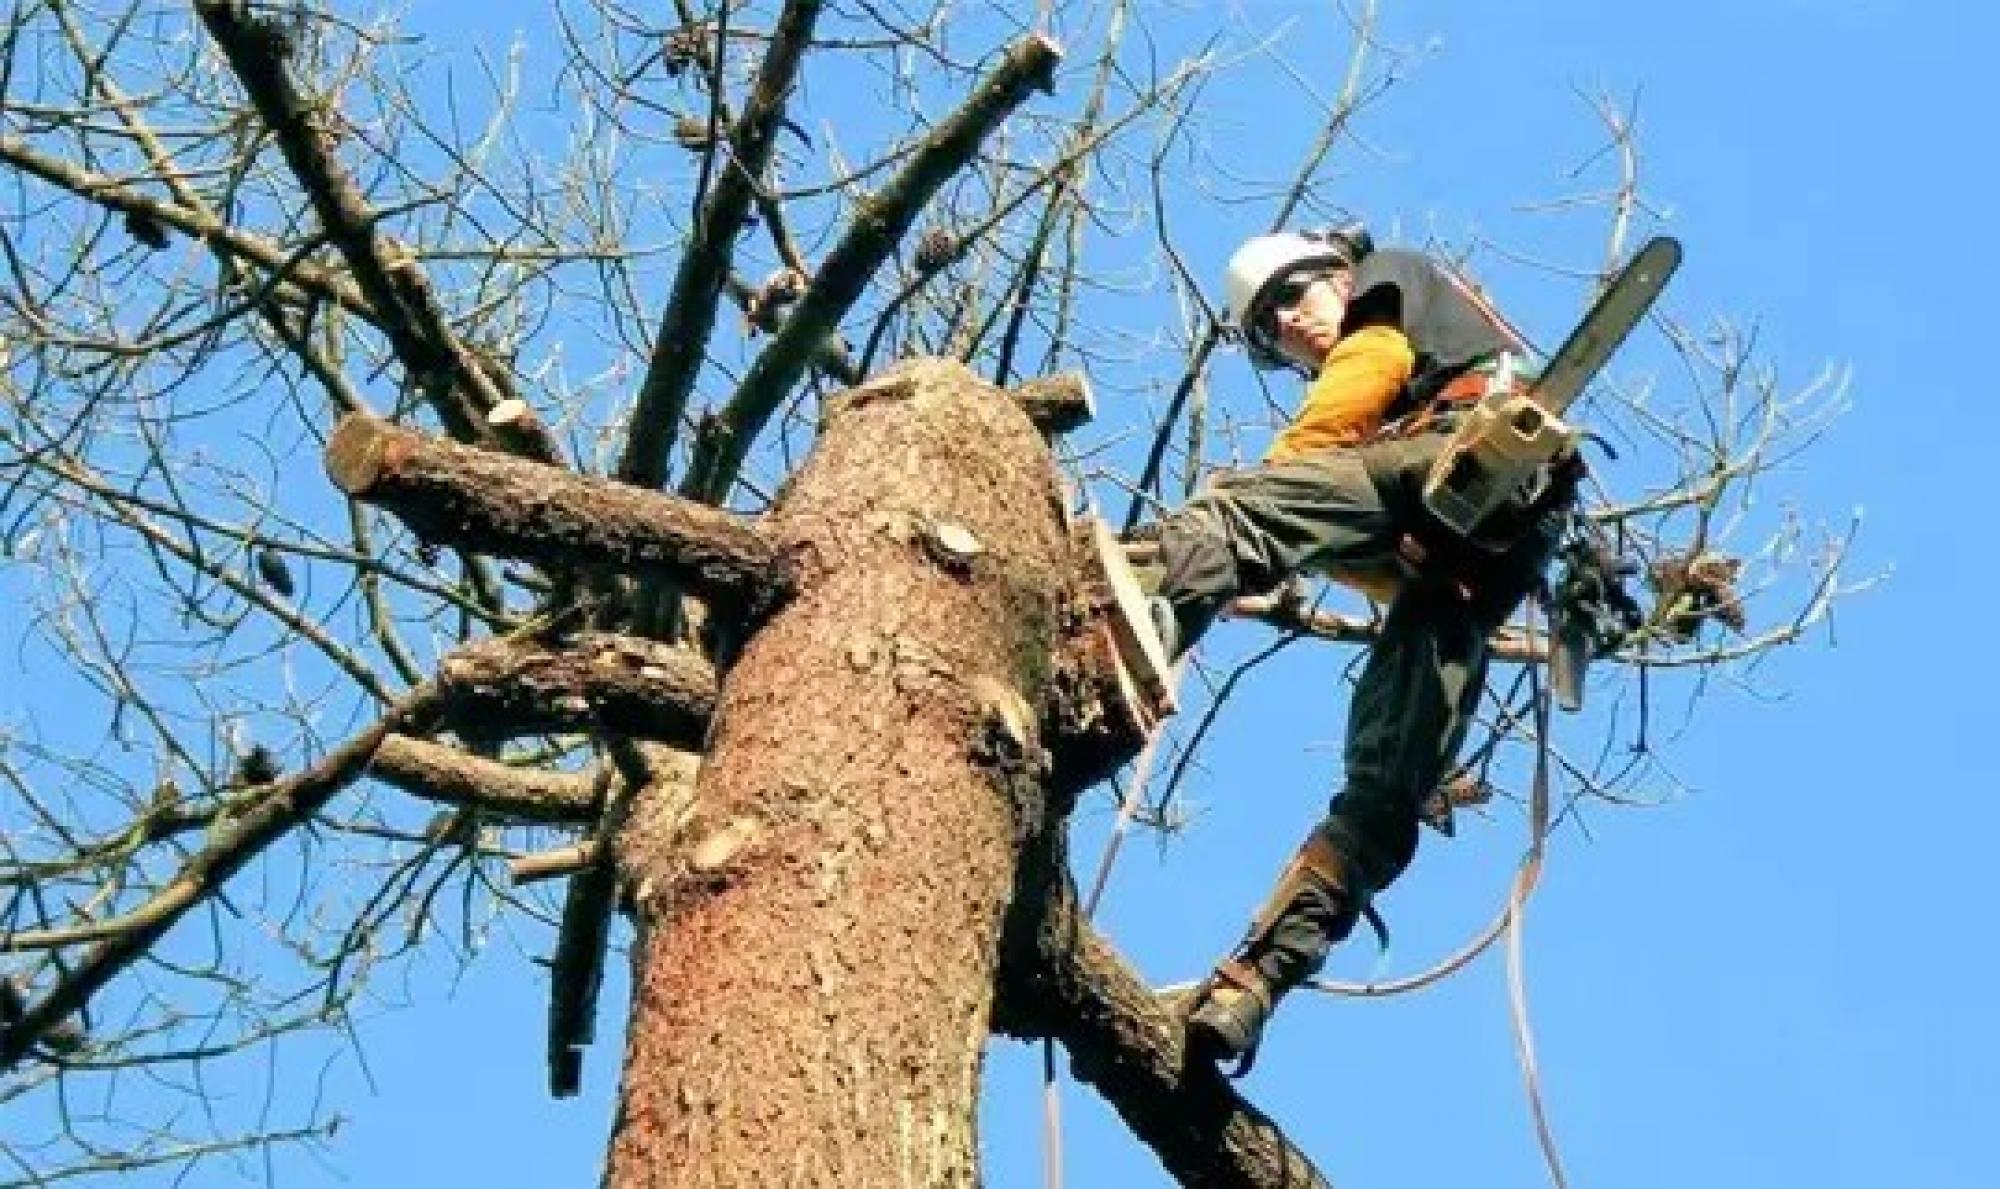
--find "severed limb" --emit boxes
[325,416,796,620]
[1013,372,1098,437]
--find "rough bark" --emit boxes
[325,416,793,619]
[317,361,1322,1186]
[604,360,1072,1187]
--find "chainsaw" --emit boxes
[1422,236,1683,539]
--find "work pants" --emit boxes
[1152,435,1562,985]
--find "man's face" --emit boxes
[1263,270,1353,372]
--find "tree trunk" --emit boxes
[604,360,1073,1187]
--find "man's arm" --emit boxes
[1265,324,1414,459]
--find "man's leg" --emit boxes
[1185,820,1361,1069]
[1189,580,1491,1066]
[1149,451,1396,657]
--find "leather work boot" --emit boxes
[1186,962,1276,1069]
[1185,828,1359,1076]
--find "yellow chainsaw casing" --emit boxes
[1421,389,1580,538]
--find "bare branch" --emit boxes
[0,683,444,1070]
[1123,0,1387,531]
[0,4,1857,1182]
[193,0,559,460]
[0,133,374,321]
[615,0,829,489]
[680,34,1064,503]
[369,735,599,824]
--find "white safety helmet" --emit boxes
[1223,223,1372,371]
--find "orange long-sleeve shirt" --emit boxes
[1264,324,1415,461]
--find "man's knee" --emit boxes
[1316,789,1421,894]
[1156,496,1234,577]
[1151,504,1243,652]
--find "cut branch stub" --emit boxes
[435,633,717,749]
[510,843,600,886]
[486,398,546,456]
[326,416,794,619]
[1035,520,1176,798]
[1012,371,1096,436]
[369,735,600,824]
[923,520,985,573]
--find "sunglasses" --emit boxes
[1254,276,1318,340]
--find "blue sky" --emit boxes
[8,1,1997,1186]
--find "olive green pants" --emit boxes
[1153,435,1562,985]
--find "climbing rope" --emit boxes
[1506,593,1572,1189]
[1040,650,1188,1189]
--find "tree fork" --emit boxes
[680,33,1065,504]
[993,831,1333,1189]
[616,0,828,488]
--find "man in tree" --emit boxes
[1143,225,1571,1071]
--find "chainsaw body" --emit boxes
[1421,380,1581,539]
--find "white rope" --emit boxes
[1041,653,1187,1189]
[1506,595,1572,1189]
[1039,1038,1064,1189]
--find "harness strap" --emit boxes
[1378,351,1534,441]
